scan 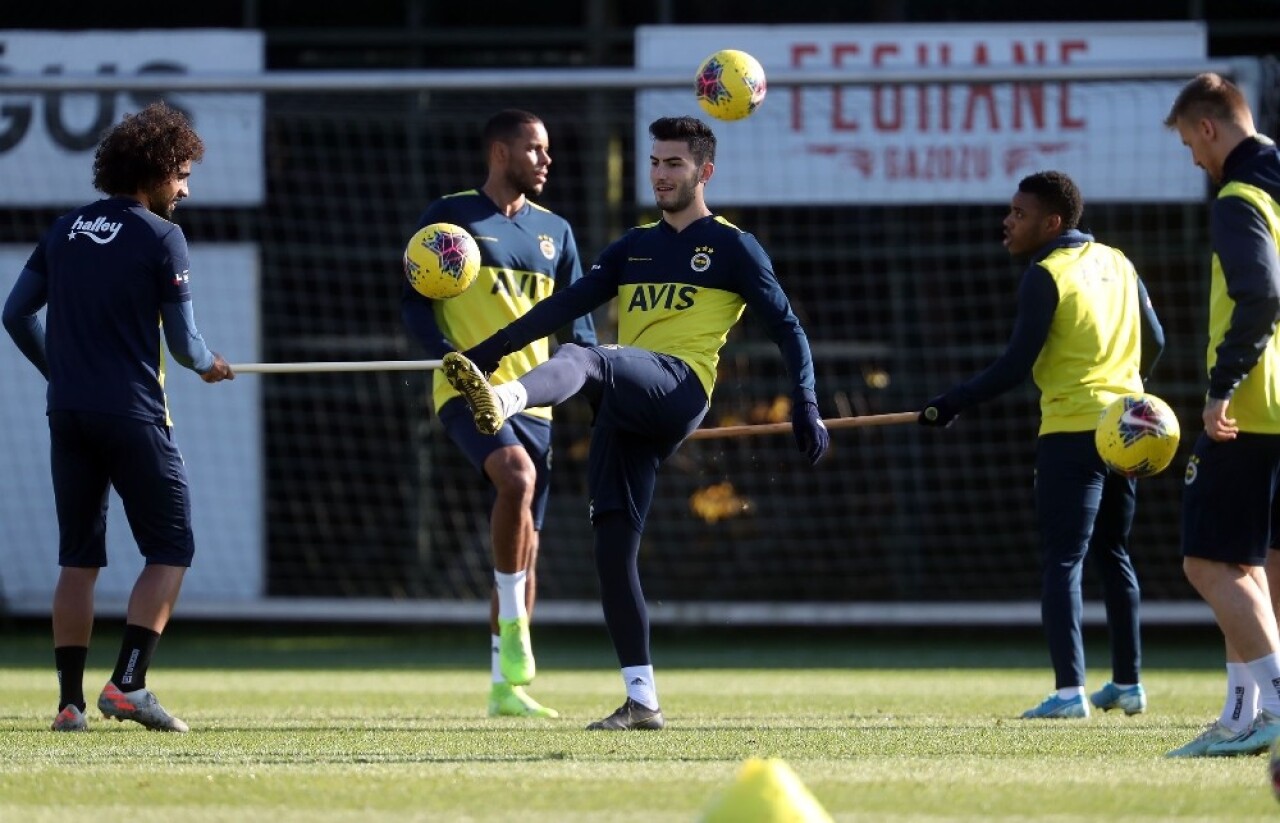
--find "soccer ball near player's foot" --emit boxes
[1094,392,1180,478]
[404,222,481,300]
[1271,736,1280,801]
[695,49,767,121]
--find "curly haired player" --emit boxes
[3,102,234,733]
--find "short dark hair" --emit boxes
[649,116,716,166]
[92,102,204,195]
[482,109,542,151]
[1164,72,1251,128]
[1018,171,1083,231]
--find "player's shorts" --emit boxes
[49,410,195,567]
[437,397,553,529]
[584,346,709,529]
[1182,431,1280,565]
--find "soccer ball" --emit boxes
[695,49,767,121]
[1271,738,1280,801]
[1094,392,1181,478]
[403,222,481,300]
[1270,737,1280,801]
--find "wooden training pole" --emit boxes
[229,360,444,374]
[222,365,917,439]
[685,411,918,441]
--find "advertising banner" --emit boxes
[636,23,1207,204]
[0,30,263,206]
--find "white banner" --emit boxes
[0,30,263,206]
[636,23,1207,204]
[0,243,263,608]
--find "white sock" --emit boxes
[1222,662,1258,730]
[1245,653,1280,715]
[490,635,504,685]
[494,570,528,620]
[1057,686,1084,700]
[621,665,658,710]
[494,381,528,421]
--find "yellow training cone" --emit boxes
[699,757,834,822]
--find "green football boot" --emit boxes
[488,682,559,718]
[498,616,536,685]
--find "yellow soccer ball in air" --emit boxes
[1094,392,1181,478]
[403,222,481,300]
[695,49,767,121]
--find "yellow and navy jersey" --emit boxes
[1204,136,1280,433]
[501,214,816,403]
[12,197,197,426]
[946,229,1163,435]
[401,189,596,419]
[1031,239,1148,433]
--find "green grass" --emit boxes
[1,623,1277,821]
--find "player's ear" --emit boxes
[489,140,508,165]
[699,161,715,184]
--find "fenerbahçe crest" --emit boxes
[538,234,556,261]
[690,246,713,272]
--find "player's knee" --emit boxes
[488,451,537,500]
[553,342,606,381]
[1181,555,1209,586]
[1182,554,1246,593]
[140,541,195,567]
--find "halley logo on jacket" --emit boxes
[67,215,123,245]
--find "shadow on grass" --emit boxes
[0,619,1227,672]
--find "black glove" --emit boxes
[462,330,514,376]
[919,394,959,428]
[792,397,829,465]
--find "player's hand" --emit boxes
[463,330,513,376]
[919,394,958,427]
[792,400,829,465]
[1202,397,1237,442]
[201,352,235,383]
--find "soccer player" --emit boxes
[439,115,828,730]
[401,109,596,718]
[918,171,1164,720]
[2,102,234,733]
[1162,73,1280,758]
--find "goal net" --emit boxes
[1,45,1267,625]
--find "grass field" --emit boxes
[2,621,1278,821]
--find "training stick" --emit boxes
[685,411,918,441]
[229,359,444,374]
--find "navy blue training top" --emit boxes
[499,214,817,404]
[9,197,208,425]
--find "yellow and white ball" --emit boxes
[1269,736,1280,802]
[403,222,481,300]
[695,49,767,121]
[1095,392,1181,478]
